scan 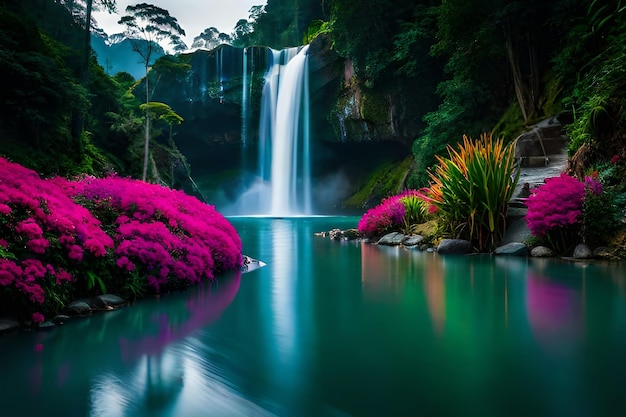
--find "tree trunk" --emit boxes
[142,65,150,182]
[505,25,528,123]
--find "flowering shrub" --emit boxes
[0,157,114,321]
[358,190,427,238]
[55,176,243,293]
[526,173,585,238]
[1,157,243,324]
[525,172,613,253]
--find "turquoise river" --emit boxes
[1,217,625,416]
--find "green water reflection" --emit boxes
[1,217,625,417]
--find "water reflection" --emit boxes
[526,271,583,353]
[0,271,243,417]
[3,218,626,417]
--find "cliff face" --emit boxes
[143,39,413,212]
[147,35,420,150]
[310,35,422,146]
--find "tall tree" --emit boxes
[82,1,117,83]
[118,3,186,181]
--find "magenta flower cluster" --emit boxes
[0,158,114,319]
[357,190,422,237]
[525,173,602,237]
[55,175,243,290]
[1,157,242,323]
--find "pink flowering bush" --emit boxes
[55,175,243,294]
[1,157,243,325]
[526,172,612,254]
[358,190,427,238]
[526,173,585,238]
[0,157,114,321]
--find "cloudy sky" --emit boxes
[93,0,265,47]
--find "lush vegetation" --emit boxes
[526,166,625,255]
[357,190,428,238]
[0,157,242,324]
[360,134,518,251]
[418,133,519,252]
[0,0,191,182]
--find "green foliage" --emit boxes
[552,0,626,156]
[492,101,526,143]
[399,194,429,234]
[582,188,621,248]
[344,156,413,209]
[303,20,330,44]
[421,133,519,252]
[244,0,325,49]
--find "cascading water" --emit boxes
[241,48,249,147]
[256,45,311,216]
[229,45,311,216]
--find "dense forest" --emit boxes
[1,0,625,194]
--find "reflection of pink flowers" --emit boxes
[526,273,582,351]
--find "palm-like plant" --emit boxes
[421,132,519,252]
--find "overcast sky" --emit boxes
[93,0,265,48]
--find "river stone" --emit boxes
[494,242,528,256]
[64,301,92,316]
[593,246,612,260]
[328,228,343,240]
[403,235,425,247]
[38,321,56,330]
[572,243,593,259]
[437,239,473,254]
[377,232,406,246]
[501,218,532,245]
[531,246,554,258]
[53,314,72,325]
[0,318,20,334]
[342,228,361,240]
[91,294,127,310]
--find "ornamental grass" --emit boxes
[419,132,519,252]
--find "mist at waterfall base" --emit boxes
[165,44,409,216]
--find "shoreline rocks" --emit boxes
[317,228,623,261]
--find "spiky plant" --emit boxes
[420,132,519,252]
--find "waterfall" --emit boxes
[259,45,311,216]
[230,45,311,216]
[241,48,249,147]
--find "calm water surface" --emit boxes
[1,216,626,417]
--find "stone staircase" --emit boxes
[511,116,570,205]
[503,116,570,243]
